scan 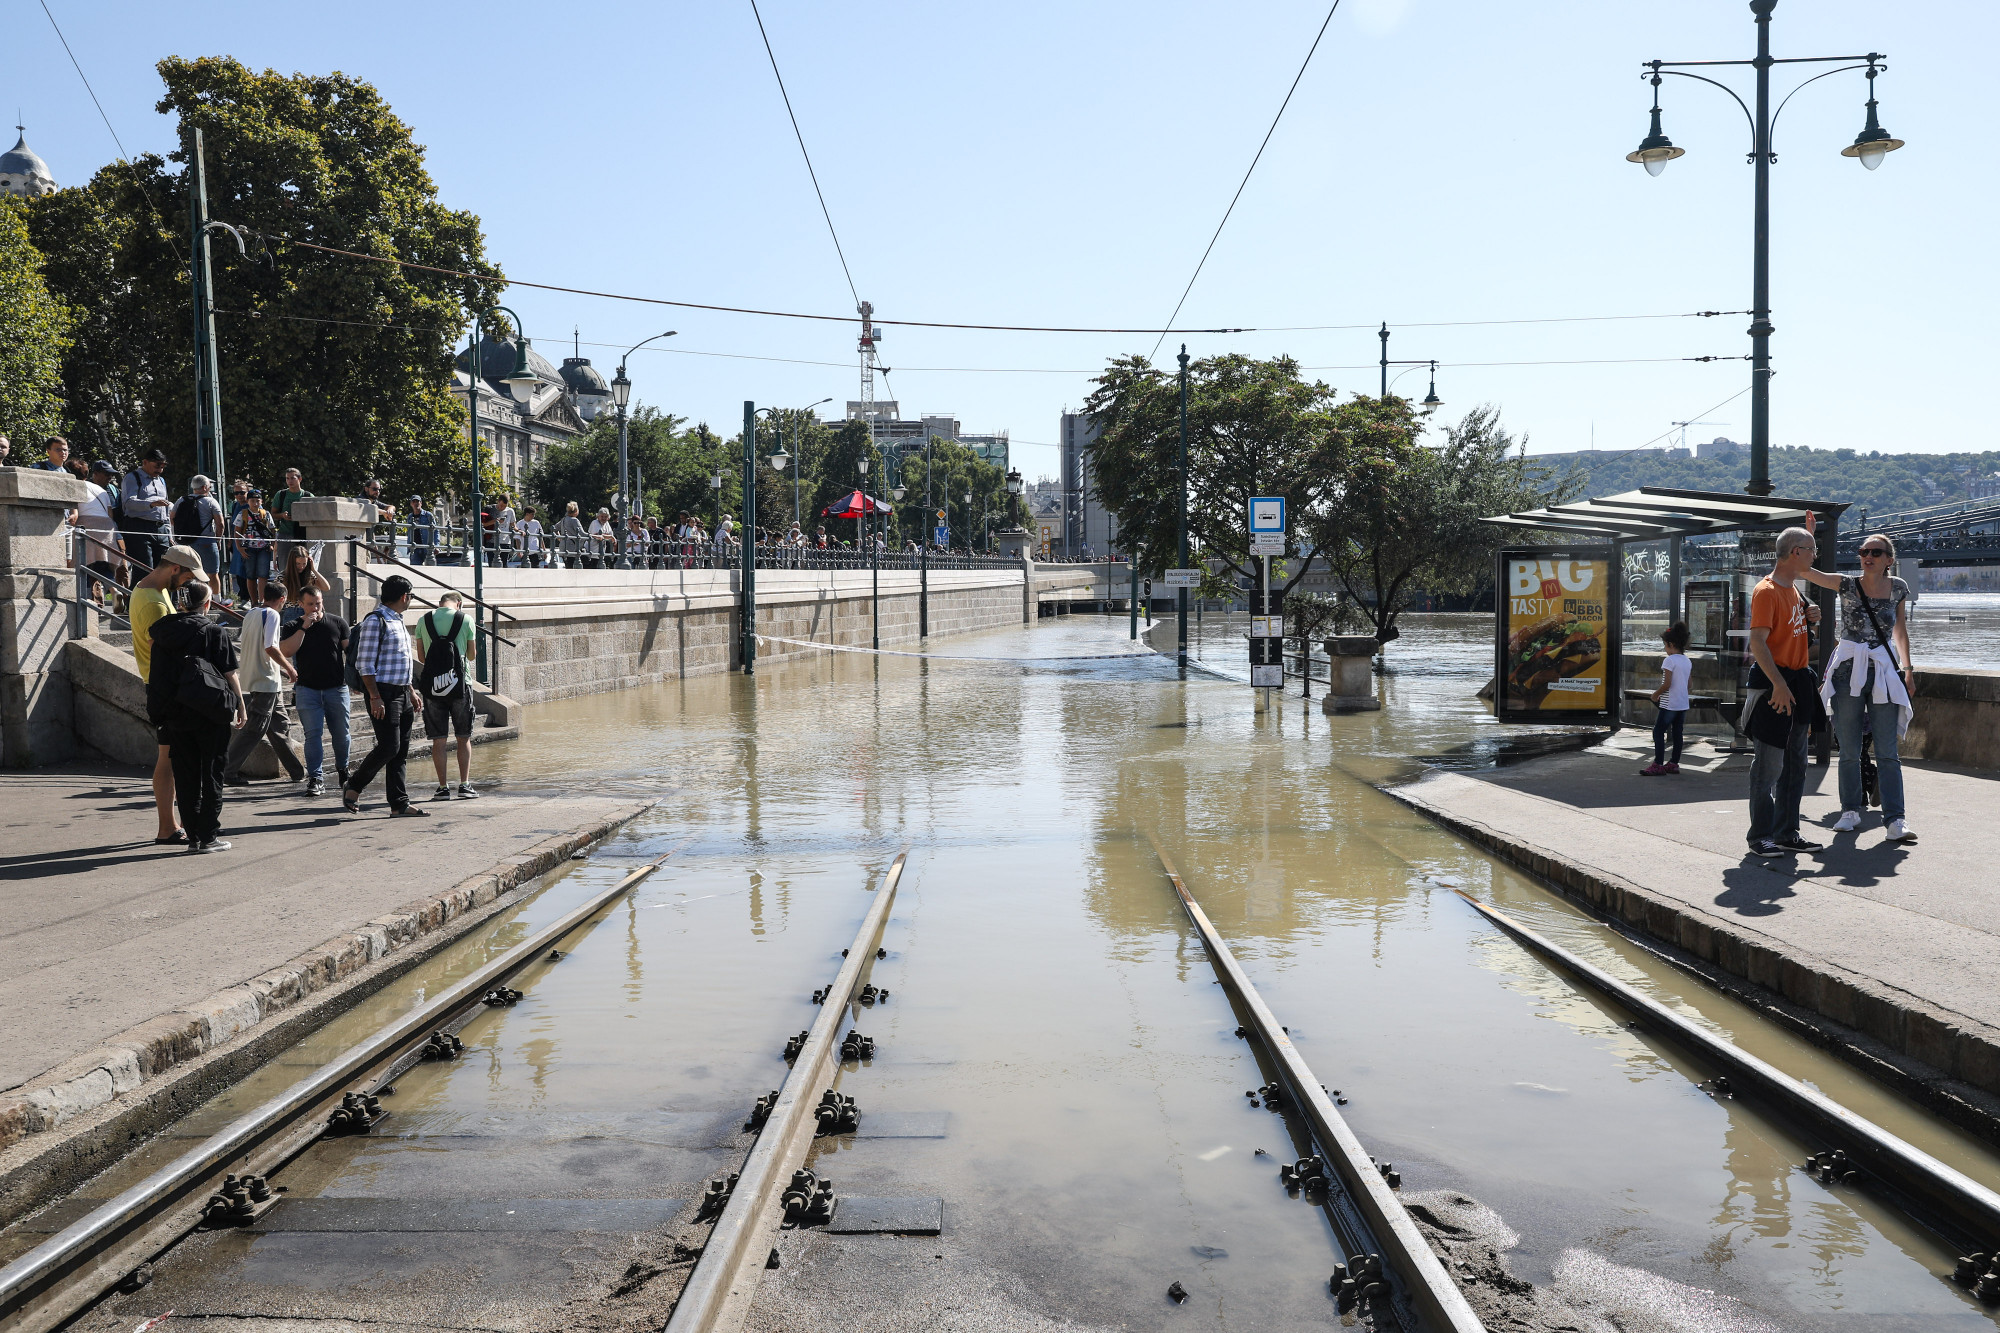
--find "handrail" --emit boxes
[355,540,520,623]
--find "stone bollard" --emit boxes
[290,497,378,621]
[1320,636,1381,714]
[2,468,91,765]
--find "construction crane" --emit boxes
[1672,419,1725,450]
[857,300,882,431]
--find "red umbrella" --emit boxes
[821,490,894,518]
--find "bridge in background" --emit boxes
[1833,497,2000,569]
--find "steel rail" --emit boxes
[665,850,907,1333]
[1154,844,1486,1333]
[1453,889,2000,1256]
[0,832,678,1333]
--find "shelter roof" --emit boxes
[1482,487,1847,540]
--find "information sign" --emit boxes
[1249,496,1286,534]
[1249,665,1284,688]
[1249,637,1283,667]
[1163,568,1202,589]
[1249,534,1286,556]
[1249,616,1284,638]
[935,525,949,545]
[1494,547,1619,724]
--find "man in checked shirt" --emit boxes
[341,575,431,818]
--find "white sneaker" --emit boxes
[1833,810,1861,832]
[1887,818,1914,842]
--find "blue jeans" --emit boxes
[1652,708,1686,765]
[294,684,351,782]
[1834,689,1905,821]
[191,536,221,577]
[1747,714,1810,846]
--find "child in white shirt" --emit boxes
[1643,622,1693,775]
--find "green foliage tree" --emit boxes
[27,56,503,497]
[1304,404,1575,645]
[1555,444,2000,523]
[0,198,74,448]
[890,434,1006,550]
[1082,353,1350,591]
[525,406,706,522]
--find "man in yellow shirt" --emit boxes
[130,544,210,844]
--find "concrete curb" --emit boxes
[0,800,652,1158]
[1385,775,2000,1129]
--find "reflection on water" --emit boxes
[56,614,1999,1326]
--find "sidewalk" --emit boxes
[0,765,648,1154]
[1390,731,2000,1105]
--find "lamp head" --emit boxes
[1841,63,1903,170]
[1005,468,1024,495]
[893,485,907,501]
[769,450,790,471]
[609,369,632,409]
[1628,70,1685,176]
[858,457,869,475]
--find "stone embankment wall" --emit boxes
[349,561,1100,706]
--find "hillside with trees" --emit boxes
[1543,444,2000,521]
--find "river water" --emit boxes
[47,612,2000,1330]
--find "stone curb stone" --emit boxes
[0,800,651,1153]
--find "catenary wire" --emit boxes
[1149,0,1343,362]
[747,0,860,308]
[35,0,183,263]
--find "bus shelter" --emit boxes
[1481,487,1849,758]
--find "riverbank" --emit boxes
[1388,729,2000,1138]
[0,764,650,1220]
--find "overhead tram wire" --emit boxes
[36,0,182,262]
[1148,0,1344,362]
[747,0,859,308]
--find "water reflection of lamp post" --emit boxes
[1627,6,1901,495]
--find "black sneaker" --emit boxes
[1748,840,1785,858]
[433,784,451,802]
[190,838,233,853]
[306,778,325,797]
[1773,835,1823,853]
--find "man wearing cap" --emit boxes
[407,495,437,565]
[120,449,174,576]
[76,459,126,604]
[130,545,211,844]
[173,475,228,583]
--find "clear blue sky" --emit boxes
[11,0,1993,481]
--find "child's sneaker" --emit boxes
[1640,762,1669,776]
[1663,762,1681,774]
[1833,810,1861,832]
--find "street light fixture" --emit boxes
[1421,363,1443,414]
[1627,3,1899,497]
[609,332,675,566]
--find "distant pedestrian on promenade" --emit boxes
[1744,527,1827,858]
[130,544,209,844]
[1820,533,1918,842]
[415,591,478,801]
[77,459,126,605]
[272,468,310,570]
[521,507,545,568]
[1641,623,1692,776]
[343,575,428,818]
[556,502,587,568]
[589,508,615,565]
[233,487,278,606]
[147,577,246,853]
[280,588,350,798]
[119,449,173,576]
[223,583,305,787]
[408,495,437,565]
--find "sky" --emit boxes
[9,0,1994,482]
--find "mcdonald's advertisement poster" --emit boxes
[1497,552,1613,719]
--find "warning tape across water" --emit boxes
[756,633,1163,663]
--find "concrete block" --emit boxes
[0,470,90,574]
[1,670,76,768]
[1,597,69,676]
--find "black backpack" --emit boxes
[418,610,466,700]
[174,649,235,726]
[172,495,208,538]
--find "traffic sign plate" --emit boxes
[1250,665,1284,688]
[1249,535,1286,555]
[1249,496,1286,534]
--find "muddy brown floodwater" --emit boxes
[45,613,2000,1332]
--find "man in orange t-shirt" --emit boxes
[1745,527,1823,856]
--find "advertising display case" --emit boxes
[1495,547,1620,724]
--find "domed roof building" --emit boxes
[451,334,590,492]
[0,127,58,198]
[559,357,613,423]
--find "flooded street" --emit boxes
[53,613,2000,1331]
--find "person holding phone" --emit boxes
[280,588,351,799]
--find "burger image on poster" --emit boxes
[1504,558,1606,712]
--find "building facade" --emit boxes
[1058,411,1118,558]
[451,336,591,494]
[845,402,1010,477]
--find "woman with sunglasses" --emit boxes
[1814,535,1917,841]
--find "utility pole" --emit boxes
[188,129,224,484]
[742,402,757,674]
[1177,344,1190,673]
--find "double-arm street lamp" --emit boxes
[1377,323,1442,412]
[608,332,676,567]
[464,307,537,682]
[764,397,834,537]
[1626,0,1901,496]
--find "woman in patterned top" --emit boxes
[1815,533,1917,842]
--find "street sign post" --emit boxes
[1246,505,1284,696]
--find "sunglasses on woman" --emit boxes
[1860,548,1892,558]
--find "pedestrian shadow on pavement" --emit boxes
[1800,837,1911,889]
[1714,863,1804,917]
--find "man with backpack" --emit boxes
[173,475,228,583]
[415,591,479,801]
[146,574,247,853]
[232,487,279,607]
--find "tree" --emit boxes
[1304,405,1575,645]
[27,56,504,498]
[0,198,73,448]
[1083,353,1349,593]
[525,406,705,521]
